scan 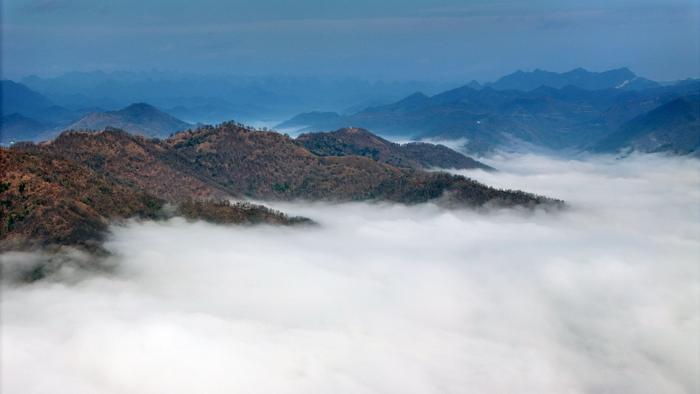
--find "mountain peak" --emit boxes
[606,67,636,78]
[62,102,191,138]
[615,66,633,73]
[1,79,56,117]
[399,92,430,103]
[381,91,431,110]
[466,80,482,89]
[120,102,159,114]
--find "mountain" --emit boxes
[28,128,232,201]
[277,111,342,130]
[488,67,660,91]
[18,125,555,206]
[64,103,192,138]
[465,80,482,90]
[21,72,457,124]
[296,127,493,171]
[0,80,101,143]
[1,148,163,251]
[0,81,62,143]
[0,114,47,144]
[593,95,700,155]
[279,77,699,153]
[1,80,55,116]
[175,200,312,227]
[0,144,311,252]
[399,142,493,170]
[4,124,560,250]
[160,124,546,204]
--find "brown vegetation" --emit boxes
[2,123,561,251]
[297,127,493,170]
[176,200,313,226]
[0,149,162,251]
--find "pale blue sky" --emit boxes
[2,0,699,81]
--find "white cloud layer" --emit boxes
[2,153,699,393]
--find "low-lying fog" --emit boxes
[2,153,699,393]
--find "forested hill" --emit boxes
[2,124,562,251]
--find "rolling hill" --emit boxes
[63,103,192,138]
[296,127,493,171]
[3,124,561,251]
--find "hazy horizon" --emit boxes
[9,65,697,88]
[2,0,699,82]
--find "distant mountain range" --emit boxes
[17,72,457,124]
[485,67,660,91]
[279,68,700,155]
[0,114,47,144]
[2,125,558,251]
[4,67,699,155]
[1,80,55,116]
[1,80,99,123]
[1,81,192,143]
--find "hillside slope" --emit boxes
[296,127,493,170]
[25,128,231,201]
[593,95,700,154]
[0,149,163,250]
[1,80,55,116]
[19,123,557,207]
[1,146,311,252]
[64,103,191,138]
[5,124,561,251]
[166,123,543,205]
[0,114,47,144]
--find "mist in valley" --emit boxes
[1,153,699,393]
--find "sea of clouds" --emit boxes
[1,153,699,393]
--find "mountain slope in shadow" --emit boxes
[64,103,192,138]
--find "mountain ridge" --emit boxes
[1,80,56,116]
[278,75,699,154]
[296,127,493,171]
[3,124,561,251]
[486,67,659,91]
